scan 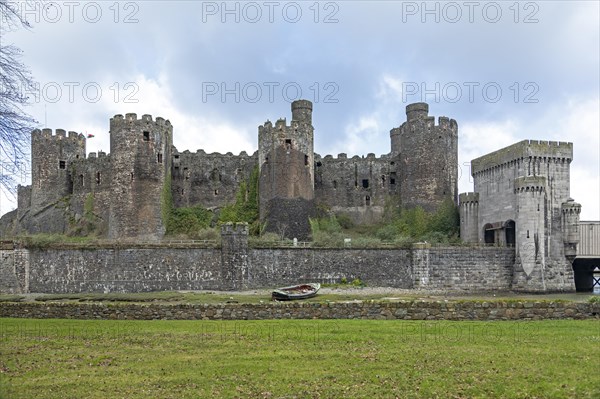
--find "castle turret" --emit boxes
[561,198,581,260]
[512,176,547,291]
[108,113,172,240]
[459,192,479,243]
[30,129,86,209]
[391,103,458,212]
[258,100,315,240]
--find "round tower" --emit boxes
[561,198,581,260]
[513,176,548,291]
[257,100,315,240]
[395,103,458,212]
[30,128,86,208]
[108,113,173,240]
[291,99,313,124]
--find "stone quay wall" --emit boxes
[0,300,597,321]
[0,245,515,294]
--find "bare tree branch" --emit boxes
[0,1,39,195]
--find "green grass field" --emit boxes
[0,318,598,398]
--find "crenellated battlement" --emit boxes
[32,128,86,142]
[514,176,547,193]
[220,222,249,235]
[259,118,300,133]
[315,153,391,162]
[179,149,256,158]
[110,113,172,129]
[459,192,479,204]
[397,115,458,132]
[562,198,582,214]
[472,140,573,175]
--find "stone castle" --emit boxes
[0,100,458,240]
[0,101,584,292]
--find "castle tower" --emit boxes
[512,176,548,291]
[108,113,172,240]
[459,192,479,243]
[258,100,315,240]
[390,103,458,212]
[561,198,581,260]
[30,129,86,208]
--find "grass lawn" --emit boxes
[0,318,598,398]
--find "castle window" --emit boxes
[96,172,101,185]
[333,180,337,189]
[304,155,309,166]
[366,195,371,206]
[157,153,163,164]
[59,160,66,169]
[316,161,322,167]
[265,157,269,164]
[131,172,134,181]
[381,175,386,185]
[285,139,292,149]
[79,174,84,187]
[362,179,369,189]
[390,161,395,166]
[143,131,150,141]
[214,189,219,196]
[390,172,397,185]
[211,168,221,182]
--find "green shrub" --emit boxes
[351,278,365,287]
[375,224,399,241]
[218,166,259,226]
[167,206,214,236]
[335,214,355,229]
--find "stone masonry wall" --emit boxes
[0,300,597,321]
[26,248,223,293]
[247,247,413,289]
[314,153,397,225]
[426,247,515,290]
[0,245,517,294]
[171,150,257,209]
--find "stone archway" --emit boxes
[505,220,516,247]
[572,258,600,292]
[483,223,495,245]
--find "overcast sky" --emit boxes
[1,0,598,220]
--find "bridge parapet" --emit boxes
[578,221,600,257]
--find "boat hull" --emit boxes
[271,283,321,301]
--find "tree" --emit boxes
[0,1,38,194]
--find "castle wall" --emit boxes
[0,250,19,294]
[171,150,257,209]
[247,247,413,289]
[418,247,516,291]
[1,244,515,294]
[26,248,223,293]
[69,152,113,234]
[314,153,398,224]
